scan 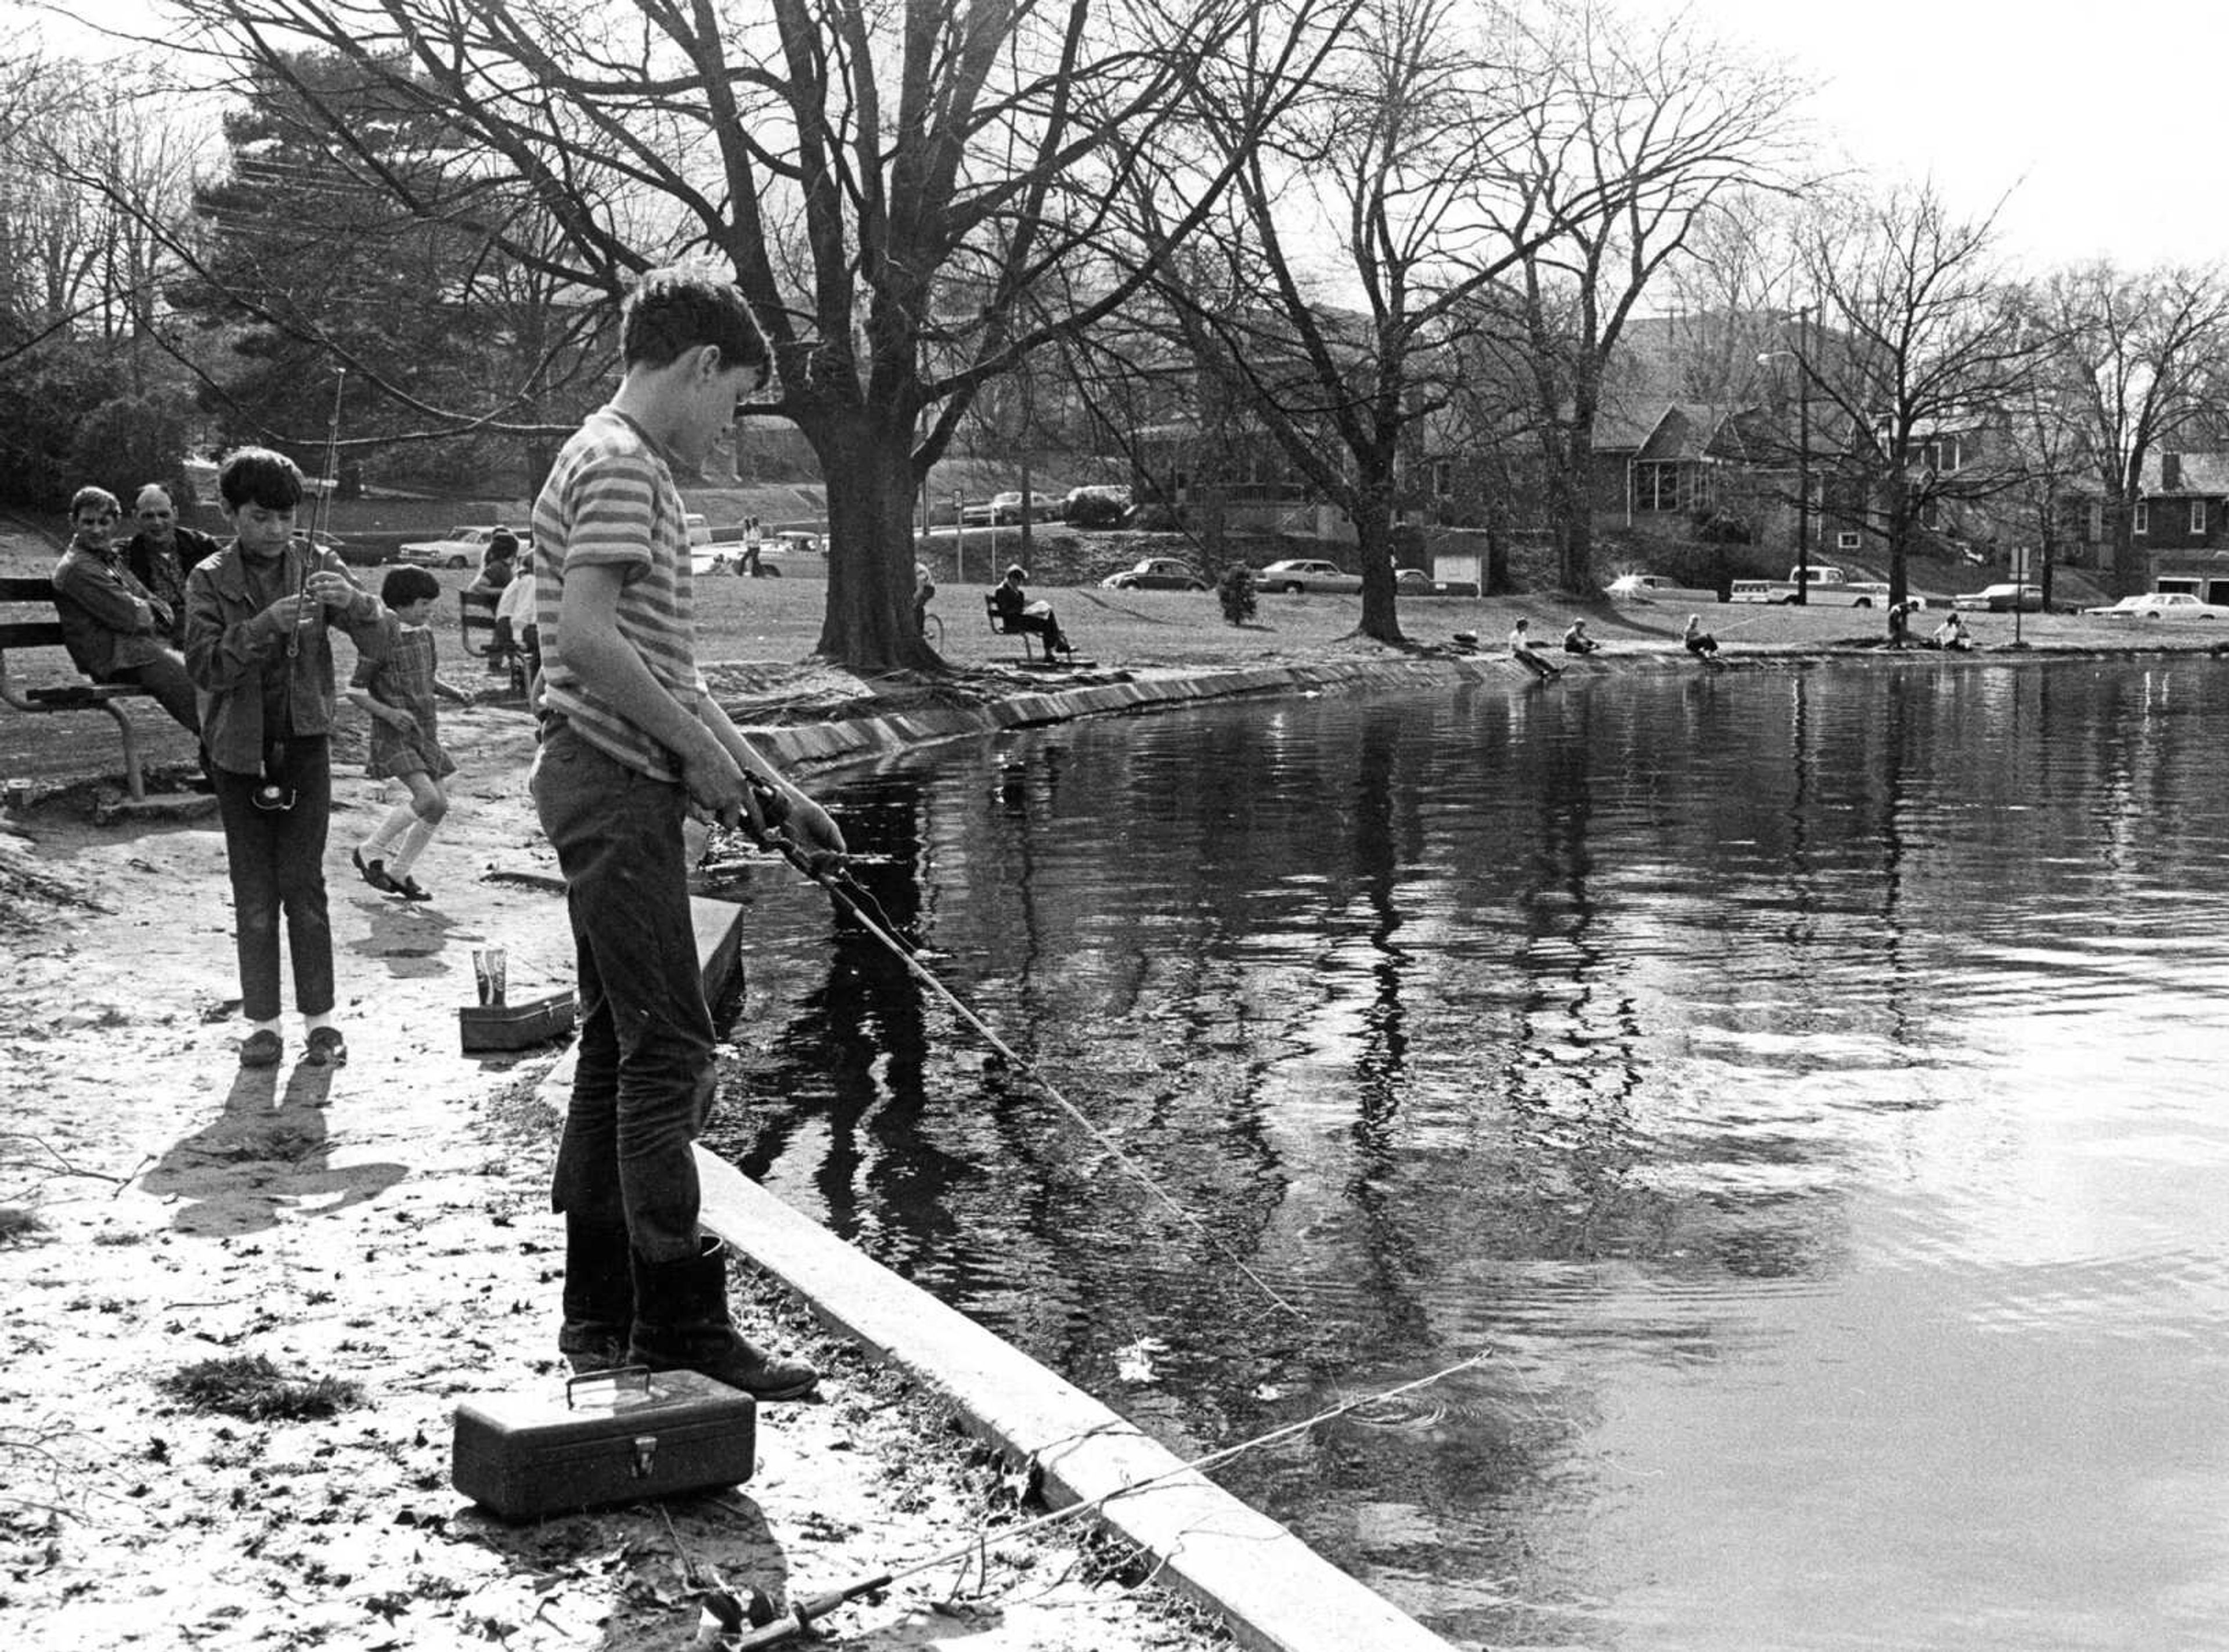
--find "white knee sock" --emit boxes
[387,816,438,878]
[360,799,417,862]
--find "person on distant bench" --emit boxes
[1683,614,1721,661]
[492,547,542,697]
[991,564,1072,657]
[468,528,518,595]
[1509,617,1560,679]
[125,483,221,646]
[52,485,205,743]
[1563,618,1601,656]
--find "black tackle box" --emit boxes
[452,1366,756,1521]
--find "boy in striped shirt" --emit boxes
[530,267,845,1399]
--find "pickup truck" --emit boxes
[1729,565,1892,608]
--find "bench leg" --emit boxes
[101,700,146,800]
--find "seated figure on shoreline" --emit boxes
[991,564,1072,658]
[1509,617,1560,679]
[1683,614,1722,662]
[1563,619,1600,656]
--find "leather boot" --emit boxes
[627,1239,819,1401]
[557,1217,633,1374]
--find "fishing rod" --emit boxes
[732,774,1307,1324]
[706,1350,1488,1650]
[254,371,348,813]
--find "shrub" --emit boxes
[1216,564,1257,627]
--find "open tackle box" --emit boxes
[452,1365,755,1521]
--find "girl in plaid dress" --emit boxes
[348,567,468,901]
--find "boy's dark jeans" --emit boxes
[531,720,718,1264]
[211,736,334,1021]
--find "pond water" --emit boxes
[704,659,2229,1651]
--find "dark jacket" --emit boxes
[52,544,172,679]
[125,525,222,643]
[183,540,382,774]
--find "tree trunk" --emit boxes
[811,416,939,671]
[1352,493,1403,645]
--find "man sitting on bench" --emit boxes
[52,485,205,748]
[990,563,1072,659]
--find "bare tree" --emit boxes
[129,0,1339,670]
[2035,260,2229,593]
[1497,0,1805,594]
[1126,0,1578,645]
[1798,181,2039,607]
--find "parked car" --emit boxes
[960,490,1044,526]
[1256,558,1362,594]
[1101,557,1206,591]
[1607,572,1719,605]
[2087,590,2229,621]
[396,525,525,569]
[770,529,823,554]
[1395,567,1477,596]
[1953,583,2044,613]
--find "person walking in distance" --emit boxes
[530,266,846,1399]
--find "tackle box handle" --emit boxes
[564,1365,652,1409]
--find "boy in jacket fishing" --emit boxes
[531,266,845,1399]
[185,448,383,1070]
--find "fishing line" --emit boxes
[708,1350,1489,1650]
[729,780,1307,1324]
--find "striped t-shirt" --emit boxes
[531,406,702,781]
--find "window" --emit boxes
[2134,500,2149,535]
[1837,531,1861,551]
[1633,461,1680,511]
[2193,500,2208,536]
[2087,500,2104,541]
[1918,434,1963,474]
[1431,459,1455,499]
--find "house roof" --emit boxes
[2141,452,2229,495]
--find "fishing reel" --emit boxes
[252,744,297,812]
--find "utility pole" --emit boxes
[1795,304,1812,607]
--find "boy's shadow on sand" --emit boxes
[140,1062,407,1235]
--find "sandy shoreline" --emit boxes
[0,700,1232,1652]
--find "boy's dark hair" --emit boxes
[217,448,305,511]
[621,266,770,380]
[70,485,121,520]
[380,567,442,607]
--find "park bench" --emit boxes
[458,587,528,694]
[0,575,154,800]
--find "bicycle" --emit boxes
[920,608,945,649]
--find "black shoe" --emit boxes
[352,849,399,894]
[395,875,432,903]
[305,1026,348,1067]
[628,1241,820,1401]
[238,1029,283,1068]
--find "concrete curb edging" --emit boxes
[735,657,1494,771]
[691,1148,1458,1652]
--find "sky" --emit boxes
[21,0,2227,276]
[1628,0,2229,274]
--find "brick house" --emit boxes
[2138,452,2229,601]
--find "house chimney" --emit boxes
[2163,452,2183,491]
